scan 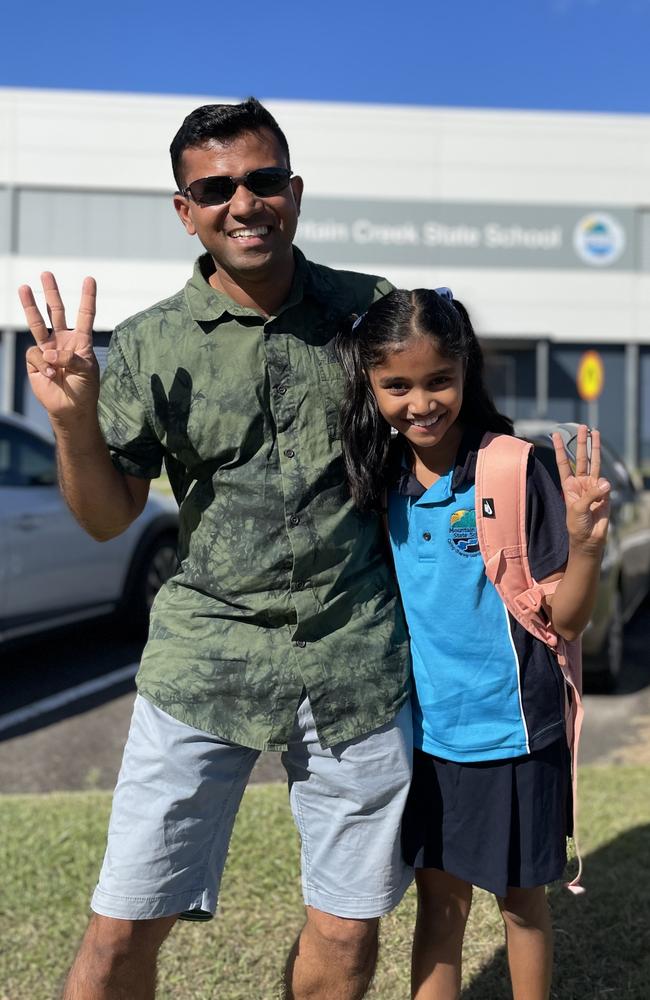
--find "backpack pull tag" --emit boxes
[482,498,496,518]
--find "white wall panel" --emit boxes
[2,88,650,345]
[5,256,198,331]
[0,190,11,254]
[320,262,642,343]
[16,190,194,260]
[5,89,650,204]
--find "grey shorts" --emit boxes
[91,694,413,921]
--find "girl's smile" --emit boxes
[410,412,444,430]
[368,335,465,466]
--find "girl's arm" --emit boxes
[544,425,611,641]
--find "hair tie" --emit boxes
[434,286,454,302]
[352,311,367,332]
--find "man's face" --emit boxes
[173,128,303,286]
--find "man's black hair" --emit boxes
[170,97,291,189]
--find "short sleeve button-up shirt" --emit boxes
[98,249,410,750]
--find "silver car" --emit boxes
[0,411,179,643]
[515,420,650,690]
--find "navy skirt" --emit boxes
[401,738,572,898]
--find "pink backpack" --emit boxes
[475,431,585,894]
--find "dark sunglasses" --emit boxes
[180,167,293,207]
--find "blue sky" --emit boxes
[3,0,649,114]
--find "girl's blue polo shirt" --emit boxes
[388,429,569,763]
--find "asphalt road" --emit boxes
[2,606,650,795]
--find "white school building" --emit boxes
[2,87,650,467]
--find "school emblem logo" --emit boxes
[573,213,625,267]
[448,509,480,557]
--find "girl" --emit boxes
[336,288,610,1000]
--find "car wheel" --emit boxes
[121,531,179,637]
[588,587,624,692]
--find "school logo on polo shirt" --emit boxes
[448,509,480,557]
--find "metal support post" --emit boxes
[535,339,549,419]
[1,329,17,414]
[625,343,639,470]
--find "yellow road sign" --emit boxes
[577,350,604,402]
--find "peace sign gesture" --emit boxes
[552,424,610,553]
[18,272,99,422]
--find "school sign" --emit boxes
[297,200,635,271]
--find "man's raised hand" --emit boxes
[18,272,99,422]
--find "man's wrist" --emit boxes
[51,417,106,455]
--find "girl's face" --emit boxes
[368,335,465,456]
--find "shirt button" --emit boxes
[284,449,295,458]
[422,531,432,541]
[293,580,306,590]
[276,385,287,395]
[289,514,301,526]
[294,640,306,648]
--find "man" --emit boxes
[19,98,412,1000]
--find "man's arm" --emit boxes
[19,272,150,540]
[53,421,150,541]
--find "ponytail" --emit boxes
[451,299,513,436]
[336,317,392,511]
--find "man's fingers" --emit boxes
[18,285,52,345]
[41,272,68,333]
[75,277,97,338]
[19,274,96,342]
[26,344,95,378]
[43,347,95,373]
[25,344,56,378]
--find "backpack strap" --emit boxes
[475,432,558,647]
[475,431,585,894]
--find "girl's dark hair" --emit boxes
[336,288,513,511]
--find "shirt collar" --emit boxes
[184,246,316,324]
[390,426,484,499]
[450,426,483,490]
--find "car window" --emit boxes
[538,427,637,502]
[598,442,637,500]
[521,431,634,500]
[0,423,57,486]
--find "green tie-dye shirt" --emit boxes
[98,249,409,750]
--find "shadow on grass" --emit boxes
[462,823,650,999]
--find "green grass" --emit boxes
[151,472,174,500]
[1,767,649,999]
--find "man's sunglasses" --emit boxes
[180,167,293,207]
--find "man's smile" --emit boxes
[228,225,272,239]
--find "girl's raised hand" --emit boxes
[18,272,99,422]
[552,425,610,552]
